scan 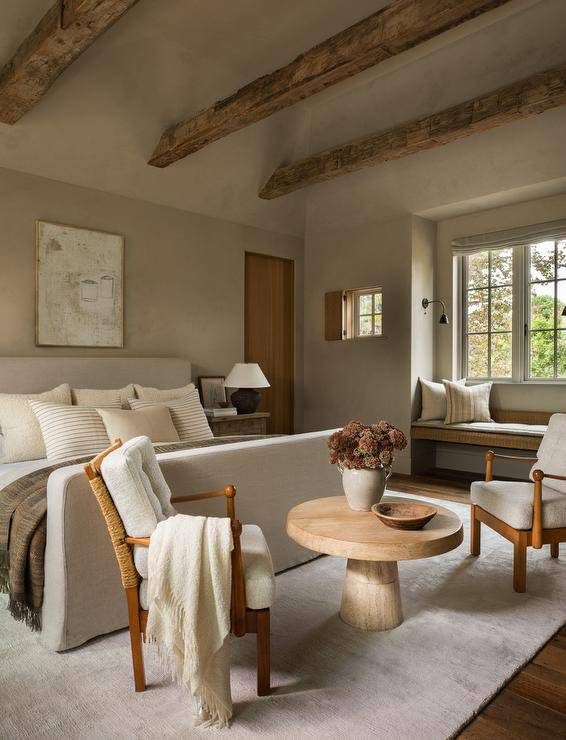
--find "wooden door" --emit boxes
[245,252,294,434]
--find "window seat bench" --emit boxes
[410,411,552,475]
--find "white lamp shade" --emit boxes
[225,363,270,388]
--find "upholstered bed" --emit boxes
[0,358,341,651]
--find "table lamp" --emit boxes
[225,363,270,414]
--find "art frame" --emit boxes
[198,376,228,408]
[36,220,124,348]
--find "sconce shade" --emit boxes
[225,363,270,388]
[439,313,449,325]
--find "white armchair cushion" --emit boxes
[530,413,566,495]
[471,480,566,530]
[138,523,275,610]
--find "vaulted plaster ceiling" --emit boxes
[0,0,563,237]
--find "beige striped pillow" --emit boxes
[29,401,110,460]
[443,381,492,424]
[71,385,134,409]
[129,390,212,441]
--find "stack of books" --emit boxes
[204,407,238,418]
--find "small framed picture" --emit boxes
[198,376,228,408]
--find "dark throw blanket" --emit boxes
[0,435,274,630]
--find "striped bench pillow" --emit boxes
[29,401,110,460]
[129,389,212,442]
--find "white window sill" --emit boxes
[466,378,566,386]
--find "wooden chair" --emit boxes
[470,418,566,592]
[84,439,271,695]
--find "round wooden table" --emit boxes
[287,495,463,631]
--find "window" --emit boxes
[462,240,566,381]
[342,288,383,339]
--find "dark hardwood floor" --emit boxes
[390,473,566,739]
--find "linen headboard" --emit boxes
[0,357,191,394]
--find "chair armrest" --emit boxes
[171,485,237,520]
[484,450,537,481]
[125,537,150,547]
[535,471,566,481]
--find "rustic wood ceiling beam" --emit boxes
[259,64,566,199]
[0,0,140,124]
[148,0,512,168]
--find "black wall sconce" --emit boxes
[422,298,449,325]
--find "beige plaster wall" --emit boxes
[0,166,305,428]
[303,216,415,473]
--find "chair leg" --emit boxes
[256,608,271,696]
[470,505,481,556]
[125,587,146,692]
[551,542,559,559]
[513,534,528,593]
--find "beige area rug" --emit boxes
[1,495,565,739]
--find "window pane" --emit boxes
[557,241,566,280]
[467,289,489,332]
[468,334,488,377]
[468,252,489,289]
[491,249,513,285]
[558,280,566,328]
[374,314,382,334]
[558,331,566,378]
[491,333,512,377]
[531,282,555,329]
[359,294,372,315]
[491,285,513,331]
[358,315,372,336]
[374,292,382,313]
[530,241,555,282]
[530,331,555,378]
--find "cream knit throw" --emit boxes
[146,514,233,728]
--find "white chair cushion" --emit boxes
[101,436,177,578]
[530,413,566,495]
[138,523,275,610]
[471,480,566,530]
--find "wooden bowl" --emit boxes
[371,501,437,530]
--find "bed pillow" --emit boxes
[133,382,195,402]
[443,380,493,424]
[29,401,110,460]
[129,389,212,441]
[72,385,134,410]
[0,383,72,463]
[419,377,466,421]
[97,406,180,444]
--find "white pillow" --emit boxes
[419,378,465,421]
[29,401,110,460]
[443,380,492,424]
[129,389,212,442]
[72,385,134,410]
[0,383,71,462]
[97,406,180,444]
[100,436,176,578]
[133,383,195,402]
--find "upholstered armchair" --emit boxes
[84,436,275,695]
[470,413,566,592]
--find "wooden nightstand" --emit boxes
[208,412,270,437]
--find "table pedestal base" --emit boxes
[340,559,403,631]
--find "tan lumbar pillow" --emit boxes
[133,383,195,402]
[419,377,466,421]
[97,406,180,444]
[0,384,71,462]
[443,380,492,424]
[72,385,135,410]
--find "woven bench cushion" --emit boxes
[471,480,566,530]
[412,420,547,437]
[139,524,275,610]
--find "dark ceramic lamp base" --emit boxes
[230,388,261,414]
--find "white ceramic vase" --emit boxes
[340,466,391,511]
